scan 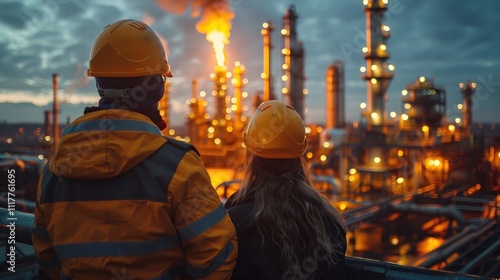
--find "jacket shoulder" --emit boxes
[163,137,200,156]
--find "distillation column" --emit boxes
[232,61,246,132]
[282,5,306,119]
[261,21,275,102]
[361,0,394,131]
[460,80,476,136]
[360,0,394,168]
[326,61,345,129]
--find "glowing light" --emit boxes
[457,104,463,110]
[214,138,221,145]
[404,103,411,109]
[306,152,313,159]
[371,112,379,119]
[320,155,327,162]
[401,114,409,121]
[340,203,347,211]
[374,157,381,164]
[390,111,397,118]
[303,89,309,95]
[227,126,233,132]
[231,105,237,111]
[305,127,312,134]
[360,66,366,72]
[397,177,405,184]
[434,159,441,166]
[397,150,404,157]
[388,64,395,71]
[242,92,248,98]
[422,125,429,132]
[261,73,267,79]
[169,129,175,135]
[472,82,477,88]
[282,63,289,70]
[6,138,13,144]
[38,154,44,160]
[401,89,408,96]
[212,119,219,125]
[455,118,461,124]
[419,76,426,82]
[323,142,330,148]
[282,75,288,81]
[371,78,377,84]
[349,175,356,182]
[360,102,367,109]
[349,168,357,175]
[262,22,268,28]
[448,124,455,132]
[383,25,390,32]
[391,237,399,245]
[379,44,387,50]
[282,88,288,94]
[200,91,206,97]
[208,127,215,133]
[362,47,368,53]
[281,29,288,35]
[371,65,378,71]
[459,82,464,88]
[316,127,323,133]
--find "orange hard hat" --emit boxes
[87,19,173,78]
[243,101,307,159]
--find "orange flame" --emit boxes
[207,31,226,67]
[156,0,233,68]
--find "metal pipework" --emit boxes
[392,203,465,228]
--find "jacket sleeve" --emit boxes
[169,150,238,280]
[32,165,62,279]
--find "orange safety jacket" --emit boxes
[33,109,237,279]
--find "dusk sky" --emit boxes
[0,0,499,127]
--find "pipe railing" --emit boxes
[0,208,491,279]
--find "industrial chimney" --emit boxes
[52,73,60,150]
[282,5,306,119]
[326,61,345,129]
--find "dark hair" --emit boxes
[232,155,346,278]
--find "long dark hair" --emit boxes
[232,155,346,278]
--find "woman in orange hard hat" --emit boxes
[225,100,346,280]
[33,19,237,280]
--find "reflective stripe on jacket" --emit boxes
[33,109,237,280]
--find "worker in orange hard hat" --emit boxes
[225,100,347,280]
[33,19,237,280]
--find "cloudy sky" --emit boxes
[0,0,499,127]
